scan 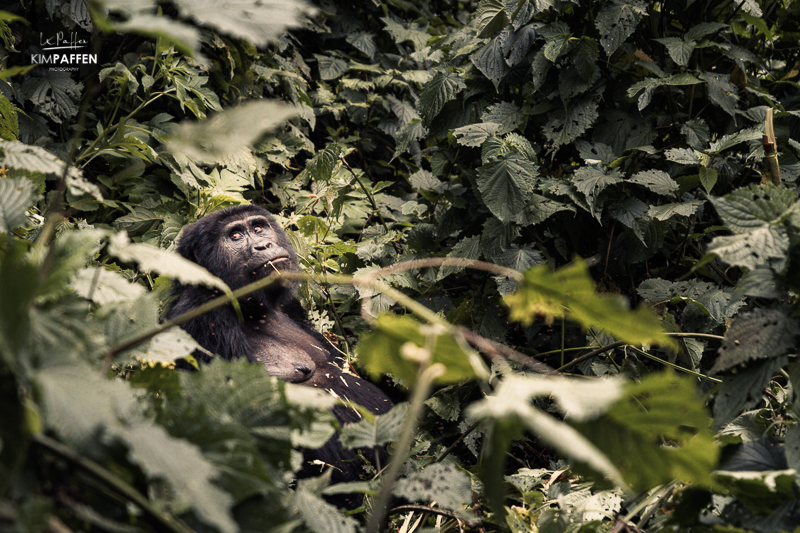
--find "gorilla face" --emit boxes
[218,213,296,283]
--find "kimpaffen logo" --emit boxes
[31,32,97,72]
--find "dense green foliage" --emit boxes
[2,0,800,531]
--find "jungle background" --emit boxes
[2,0,800,531]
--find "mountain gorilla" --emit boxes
[166,205,392,505]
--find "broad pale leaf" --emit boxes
[708,184,796,233]
[393,463,472,513]
[542,97,598,149]
[108,232,230,292]
[340,403,408,449]
[144,328,203,362]
[648,200,702,220]
[293,487,358,533]
[707,225,788,270]
[573,166,622,217]
[71,267,145,305]
[167,101,298,163]
[628,169,679,196]
[174,0,312,47]
[114,15,201,59]
[700,72,738,116]
[0,177,37,232]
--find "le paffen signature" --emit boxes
[39,32,88,50]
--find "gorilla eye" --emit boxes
[230,231,244,241]
[253,225,264,233]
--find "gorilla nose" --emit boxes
[297,364,313,377]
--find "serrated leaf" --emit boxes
[710,184,796,233]
[541,21,572,61]
[393,463,472,513]
[20,72,82,124]
[293,488,358,533]
[0,177,37,232]
[714,357,789,429]
[173,0,311,47]
[708,225,788,270]
[543,97,598,150]
[736,265,780,298]
[438,235,482,280]
[711,308,800,373]
[474,0,507,38]
[595,0,647,56]
[108,232,230,292]
[418,71,466,126]
[648,200,702,220]
[315,55,349,80]
[573,166,622,217]
[340,402,408,449]
[515,194,576,226]
[471,28,512,89]
[654,37,696,66]
[346,31,377,59]
[476,154,538,222]
[681,118,710,149]
[700,72,738,117]
[505,260,674,348]
[453,122,502,147]
[686,21,728,41]
[628,170,679,195]
[166,101,297,163]
[608,197,649,243]
[358,315,487,386]
[38,229,108,299]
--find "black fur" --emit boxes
[167,205,392,506]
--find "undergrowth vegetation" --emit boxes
[2,0,800,531]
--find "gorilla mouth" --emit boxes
[250,255,291,276]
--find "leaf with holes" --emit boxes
[711,308,800,374]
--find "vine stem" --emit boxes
[366,361,445,533]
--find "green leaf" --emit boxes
[628,169,679,196]
[709,184,796,233]
[438,235,482,280]
[514,194,576,226]
[595,0,647,57]
[166,100,297,163]
[0,177,37,233]
[711,308,800,374]
[573,166,622,217]
[453,122,502,147]
[542,97,598,150]
[713,357,788,429]
[293,487,358,533]
[119,424,236,533]
[476,153,538,222]
[172,0,311,47]
[20,72,82,124]
[648,200,702,220]
[393,463,472,513]
[654,37,696,66]
[38,229,108,300]
[418,71,466,126]
[340,403,408,449]
[540,21,572,61]
[505,260,675,348]
[0,93,19,140]
[699,166,717,193]
[573,373,718,491]
[143,328,203,363]
[358,314,487,386]
[700,72,738,116]
[471,29,512,89]
[315,55,349,80]
[474,0,508,38]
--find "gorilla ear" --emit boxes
[175,225,199,262]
